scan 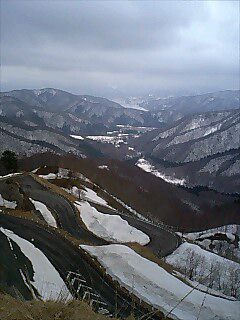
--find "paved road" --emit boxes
[16,175,180,257]
[91,202,180,257]
[16,175,106,245]
[0,214,164,319]
[0,173,179,318]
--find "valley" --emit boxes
[0,88,239,320]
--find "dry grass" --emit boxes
[0,294,121,320]
[128,243,174,274]
[30,173,93,232]
[30,173,77,203]
[0,208,38,222]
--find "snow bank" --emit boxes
[29,198,57,228]
[136,158,186,186]
[82,187,112,208]
[0,227,72,301]
[0,172,22,179]
[86,135,126,147]
[0,194,17,209]
[81,244,239,320]
[75,202,150,245]
[38,173,57,179]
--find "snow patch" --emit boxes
[0,194,17,209]
[0,172,22,179]
[81,244,239,320]
[0,227,72,301]
[136,158,186,186]
[39,173,57,180]
[98,165,109,170]
[29,198,57,228]
[75,202,150,245]
[82,187,112,208]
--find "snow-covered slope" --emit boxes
[166,242,240,299]
[180,225,240,261]
[140,90,240,122]
[136,158,186,185]
[0,227,72,301]
[75,201,150,245]
[133,109,240,192]
[81,244,240,320]
[2,89,159,130]
[0,116,88,157]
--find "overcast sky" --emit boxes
[1,0,239,97]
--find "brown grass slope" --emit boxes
[20,153,240,232]
[0,293,123,320]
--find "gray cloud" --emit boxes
[1,0,239,97]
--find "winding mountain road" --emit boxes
[0,213,165,319]
[0,173,180,318]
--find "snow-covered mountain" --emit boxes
[1,88,239,192]
[0,117,86,157]
[132,109,240,193]
[140,90,240,123]
[1,89,159,130]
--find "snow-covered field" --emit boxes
[136,158,186,186]
[166,242,240,299]
[37,168,70,180]
[29,198,57,228]
[0,227,72,301]
[0,194,17,209]
[81,244,239,320]
[86,135,126,147]
[75,201,150,245]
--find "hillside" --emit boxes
[140,90,240,122]
[132,109,240,193]
[1,89,160,132]
[0,164,239,320]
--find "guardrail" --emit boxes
[66,270,113,317]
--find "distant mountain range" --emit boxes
[140,90,240,122]
[1,88,159,133]
[132,109,240,193]
[0,88,239,193]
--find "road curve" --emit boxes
[16,175,106,245]
[0,213,163,319]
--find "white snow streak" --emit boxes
[0,228,72,301]
[70,135,84,140]
[29,198,57,228]
[136,158,186,186]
